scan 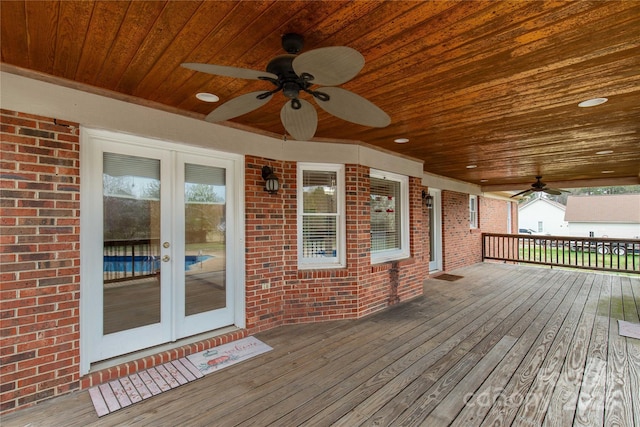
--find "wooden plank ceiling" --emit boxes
[1,1,639,190]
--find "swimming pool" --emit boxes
[103,255,212,273]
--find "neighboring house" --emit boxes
[0,75,517,414]
[564,194,640,238]
[518,196,567,235]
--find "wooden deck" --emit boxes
[4,263,640,426]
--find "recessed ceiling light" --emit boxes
[578,97,608,107]
[601,170,615,174]
[196,92,220,102]
[480,179,488,183]
[466,165,477,169]
[596,150,614,155]
[394,138,410,143]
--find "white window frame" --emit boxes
[297,163,345,269]
[470,195,478,229]
[370,169,410,264]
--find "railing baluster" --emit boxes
[481,233,639,274]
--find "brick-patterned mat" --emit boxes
[89,337,272,417]
[88,358,202,417]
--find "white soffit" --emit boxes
[1,70,281,159]
[422,171,482,195]
[1,70,423,174]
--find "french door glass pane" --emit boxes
[103,153,161,334]
[184,163,226,316]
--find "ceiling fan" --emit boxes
[182,33,391,141]
[511,176,571,198]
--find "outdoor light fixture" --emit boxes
[261,165,279,194]
[422,190,433,209]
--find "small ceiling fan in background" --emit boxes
[511,176,571,198]
[182,33,391,141]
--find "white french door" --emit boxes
[80,129,244,370]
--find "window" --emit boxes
[297,163,345,268]
[538,221,543,232]
[370,169,410,263]
[469,195,478,229]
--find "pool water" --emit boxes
[103,255,212,273]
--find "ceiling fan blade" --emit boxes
[292,46,365,86]
[313,87,391,128]
[280,99,318,141]
[182,62,277,81]
[205,91,272,122]
[511,189,533,198]
[544,187,570,195]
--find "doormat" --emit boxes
[433,273,464,281]
[619,320,640,340]
[88,358,202,417]
[89,337,272,417]
[186,336,273,375]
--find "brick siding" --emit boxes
[480,195,516,234]
[0,110,81,413]
[441,191,516,271]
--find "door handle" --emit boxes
[162,255,170,262]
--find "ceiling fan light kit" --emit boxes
[182,33,390,141]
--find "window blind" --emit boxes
[185,163,225,186]
[302,169,338,259]
[103,152,159,179]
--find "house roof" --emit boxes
[0,1,639,190]
[564,194,640,223]
[519,197,566,212]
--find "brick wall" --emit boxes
[357,175,426,316]
[441,190,482,270]
[441,191,516,271]
[253,162,427,325]
[244,156,286,332]
[480,196,516,233]
[0,110,81,413]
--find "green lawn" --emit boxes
[517,246,639,271]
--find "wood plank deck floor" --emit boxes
[4,263,640,426]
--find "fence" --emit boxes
[483,233,640,274]
[103,239,160,283]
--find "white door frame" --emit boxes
[80,128,245,374]
[429,189,443,272]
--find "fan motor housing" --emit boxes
[266,55,297,79]
[266,54,311,99]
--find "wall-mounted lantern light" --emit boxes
[262,165,279,194]
[422,190,433,209]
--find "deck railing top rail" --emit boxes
[482,233,640,274]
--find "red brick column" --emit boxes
[0,110,80,413]
[441,190,483,270]
[244,156,285,332]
